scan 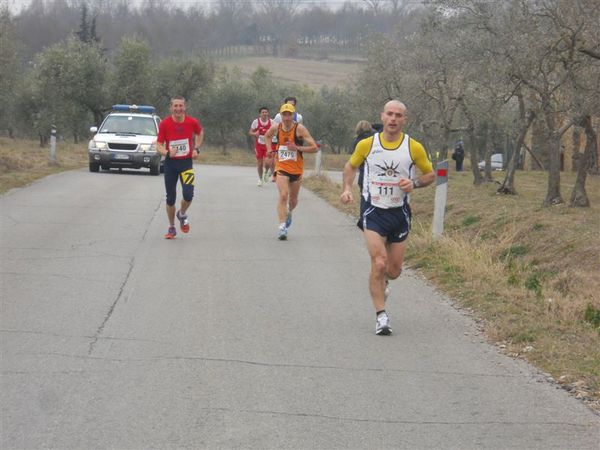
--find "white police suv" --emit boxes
[88,104,162,175]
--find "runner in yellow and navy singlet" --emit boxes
[341,100,435,335]
[264,103,318,240]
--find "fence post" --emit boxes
[49,125,57,164]
[315,140,322,176]
[432,159,449,239]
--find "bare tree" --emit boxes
[440,0,599,206]
[570,115,597,206]
[362,0,384,15]
[257,0,301,56]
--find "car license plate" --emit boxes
[114,154,129,160]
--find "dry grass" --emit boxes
[0,139,258,194]
[304,160,600,410]
[217,56,362,90]
[3,138,599,409]
[196,147,257,167]
[0,138,89,193]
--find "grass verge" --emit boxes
[0,138,257,194]
[0,138,89,193]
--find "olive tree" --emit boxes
[195,67,255,154]
[111,35,153,106]
[28,36,107,143]
[152,55,215,116]
[0,8,21,137]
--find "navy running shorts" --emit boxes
[358,198,412,243]
[164,158,195,205]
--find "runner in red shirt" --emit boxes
[248,106,272,186]
[156,96,203,239]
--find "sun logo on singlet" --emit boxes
[375,161,401,177]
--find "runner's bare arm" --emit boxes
[264,124,277,152]
[195,129,204,149]
[156,140,167,156]
[340,161,358,204]
[287,125,318,153]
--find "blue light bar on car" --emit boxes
[112,104,156,113]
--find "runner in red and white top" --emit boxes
[248,106,272,186]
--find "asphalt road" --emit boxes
[1,165,598,449]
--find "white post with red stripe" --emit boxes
[432,160,448,238]
[49,125,57,163]
[315,140,322,176]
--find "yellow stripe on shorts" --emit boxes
[180,169,195,186]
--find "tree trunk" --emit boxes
[543,136,564,205]
[467,128,483,186]
[570,126,582,172]
[456,98,483,186]
[540,101,564,206]
[569,115,595,207]
[498,109,536,195]
[220,133,228,155]
[93,109,104,126]
[483,124,495,182]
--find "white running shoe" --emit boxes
[278,224,288,240]
[257,178,263,186]
[375,312,392,335]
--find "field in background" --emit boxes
[2,139,599,411]
[217,56,363,90]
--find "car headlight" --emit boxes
[91,140,107,150]
[139,143,157,152]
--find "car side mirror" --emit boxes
[90,126,98,133]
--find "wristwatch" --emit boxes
[413,179,421,189]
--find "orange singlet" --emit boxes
[275,123,304,175]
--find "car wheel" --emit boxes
[89,162,100,172]
[150,159,160,175]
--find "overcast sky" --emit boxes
[4,0,363,13]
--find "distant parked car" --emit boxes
[88,104,162,175]
[478,154,503,171]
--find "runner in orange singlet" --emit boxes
[264,103,318,240]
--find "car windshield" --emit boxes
[99,115,157,136]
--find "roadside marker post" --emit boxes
[432,159,449,239]
[49,125,57,164]
[315,140,322,176]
